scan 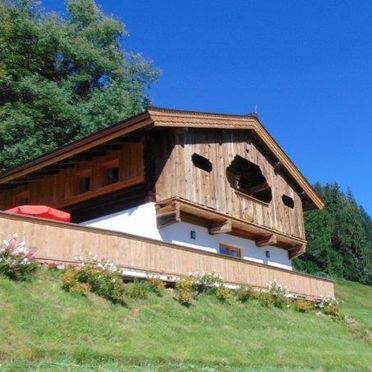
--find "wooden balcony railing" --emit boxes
[0,212,334,299]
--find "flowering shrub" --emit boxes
[0,235,38,281]
[267,280,289,297]
[265,280,289,308]
[316,297,340,317]
[193,271,223,294]
[62,253,125,305]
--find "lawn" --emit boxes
[0,270,371,371]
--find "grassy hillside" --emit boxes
[0,270,371,371]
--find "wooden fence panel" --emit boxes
[0,212,334,299]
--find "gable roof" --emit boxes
[0,106,324,209]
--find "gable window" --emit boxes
[192,153,212,173]
[282,194,295,208]
[100,159,120,186]
[219,243,241,258]
[226,155,272,204]
[15,191,29,205]
[107,167,119,184]
[79,176,91,194]
[75,169,92,195]
[102,159,120,186]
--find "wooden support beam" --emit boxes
[246,182,270,195]
[208,219,232,235]
[156,202,181,228]
[256,234,277,247]
[33,170,59,176]
[96,144,123,151]
[86,150,107,157]
[288,244,306,259]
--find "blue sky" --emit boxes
[44,1,372,215]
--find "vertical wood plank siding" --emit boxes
[155,129,306,240]
[0,213,334,299]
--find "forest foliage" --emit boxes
[294,183,372,285]
[0,0,159,171]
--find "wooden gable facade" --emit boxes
[0,107,324,258]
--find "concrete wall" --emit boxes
[82,202,292,270]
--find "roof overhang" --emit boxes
[0,106,324,210]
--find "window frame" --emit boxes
[219,243,242,258]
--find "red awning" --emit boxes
[5,205,71,222]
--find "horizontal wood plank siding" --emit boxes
[0,212,334,299]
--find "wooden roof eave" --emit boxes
[156,196,307,255]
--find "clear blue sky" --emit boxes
[44,0,372,215]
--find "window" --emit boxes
[226,155,272,203]
[282,194,294,208]
[15,191,29,205]
[105,166,119,185]
[192,153,212,173]
[78,176,91,194]
[219,243,241,258]
[102,159,120,185]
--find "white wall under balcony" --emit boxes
[82,202,292,270]
[80,202,162,240]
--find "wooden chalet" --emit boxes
[0,107,334,299]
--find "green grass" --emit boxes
[0,270,371,371]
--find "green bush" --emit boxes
[146,277,166,297]
[271,294,288,309]
[126,280,148,300]
[293,300,315,313]
[323,304,341,317]
[236,285,255,303]
[255,292,273,307]
[0,235,38,281]
[62,254,126,305]
[175,275,195,306]
[215,286,233,302]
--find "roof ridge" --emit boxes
[149,106,258,119]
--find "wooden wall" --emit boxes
[0,142,144,211]
[154,129,306,240]
[0,212,334,299]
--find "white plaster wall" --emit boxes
[81,202,162,240]
[159,221,292,270]
[81,202,292,270]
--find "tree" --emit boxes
[294,183,372,285]
[0,0,159,171]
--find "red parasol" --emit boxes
[5,205,71,222]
